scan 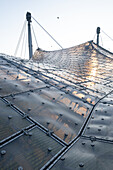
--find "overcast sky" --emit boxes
[1,0,113,59]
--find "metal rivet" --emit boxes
[75,122,78,125]
[69,107,72,110]
[98,128,101,131]
[1,150,6,155]
[87,126,90,129]
[61,157,65,161]
[53,98,55,100]
[79,163,84,167]
[92,116,94,119]
[42,102,45,105]
[101,118,104,120]
[90,136,96,141]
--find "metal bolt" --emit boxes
[48,147,52,152]
[91,143,95,147]
[28,108,31,112]
[61,157,65,161]
[82,142,85,145]
[90,136,96,142]
[1,150,6,155]
[29,132,32,136]
[103,101,107,104]
[79,163,84,167]
[64,133,68,137]
[47,122,50,125]
[6,103,11,107]
[30,89,34,92]
[59,114,62,117]
[18,166,23,170]
[8,115,12,119]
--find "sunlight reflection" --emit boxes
[72,91,85,99]
[88,57,98,81]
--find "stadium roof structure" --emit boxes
[1,40,113,169]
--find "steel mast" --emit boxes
[26,12,33,59]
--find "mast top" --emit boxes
[26,12,31,22]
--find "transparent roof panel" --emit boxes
[0,127,63,170]
[1,40,113,169]
[0,99,31,142]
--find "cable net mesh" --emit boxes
[33,40,113,72]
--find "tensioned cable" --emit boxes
[24,28,27,59]
[31,25,38,48]
[14,21,26,57]
[31,16,63,49]
[21,22,27,57]
[93,33,96,42]
[101,29,113,42]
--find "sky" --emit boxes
[1,0,113,59]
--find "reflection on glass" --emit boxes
[88,57,98,82]
[72,91,85,99]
